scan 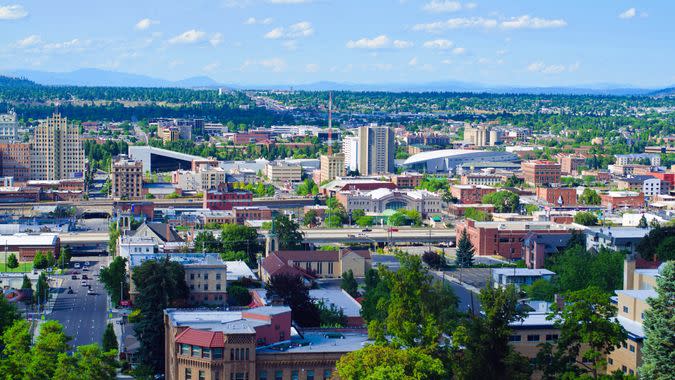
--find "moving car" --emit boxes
[71,275,78,280]
[87,289,95,295]
[81,280,88,287]
[82,274,89,280]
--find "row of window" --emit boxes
[190,273,223,280]
[259,369,332,380]
[179,344,224,359]
[509,334,558,342]
[189,283,224,291]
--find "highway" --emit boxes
[49,257,109,349]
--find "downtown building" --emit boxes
[357,125,395,175]
[111,155,144,200]
[30,113,85,181]
[0,110,18,141]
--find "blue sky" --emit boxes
[0,0,673,87]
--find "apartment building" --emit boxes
[535,187,578,207]
[616,176,669,197]
[232,206,272,224]
[522,160,562,186]
[391,172,423,188]
[600,191,645,210]
[31,113,85,181]
[460,173,503,187]
[111,155,144,200]
[265,161,302,183]
[0,142,31,182]
[0,110,18,141]
[556,154,586,175]
[319,153,345,183]
[450,184,496,204]
[357,125,395,175]
[203,188,253,211]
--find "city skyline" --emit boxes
[0,0,673,88]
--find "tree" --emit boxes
[54,344,118,380]
[454,285,531,380]
[266,274,320,327]
[325,214,343,228]
[133,258,189,374]
[108,223,120,256]
[100,256,128,306]
[455,229,475,268]
[640,261,675,378]
[351,209,366,220]
[21,274,32,290]
[654,236,675,262]
[102,323,117,352]
[636,226,675,261]
[273,214,304,250]
[464,207,492,221]
[34,271,49,305]
[336,344,447,380]
[0,319,31,379]
[227,285,252,306]
[24,320,71,379]
[341,269,359,297]
[482,190,520,213]
[638,215,648,228]
[57,247,72,269]
[317,300,347,327]
[220,224,261,264]
[549,245,623,294]
[522,279,556,302]
[302,209,318,227]
[33,251,49,269]
[574,211,599,226]
[579,188,601,205]
[649,218,661,228]
[193,231,221,252]
[6,253,18,269]
[0,296,19,336]
[422,250,444,269]
[539,286,626,379]
[355,216,374,227]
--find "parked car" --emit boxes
[87,289,95,295]
[362,228,372,232]
[82,274,89,280]
[81,280,88,287]
[74,263,81,269]
[71,275,78,280]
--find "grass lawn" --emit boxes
[0,258,34,273]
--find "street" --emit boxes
[49,257,109,349]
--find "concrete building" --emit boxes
[260,248,372,281]
[0,142,31,182]
[157,127,181,143]
[460,173,503,187]
[404,149,518,175]
[265,161,302,183]
[357,125,395,175]
[173,164,226,192]
[491,268,555,289]
[615,153,660,167]
[464,125,492,146]
[456,219,580,260]
[584,227,652,254]
[616,176,669,197]
[319,153,345,183]
[320,176,396,197]
[111,155,144,200]
[535,187,578,207]
[164,306,369,380]
[556,154,586,175]
[0,110,18,141]
[31,113,85,181]
[600,191,645,210]
[336,188,442,216]
[341,135,359,172]
[450,184,496,204]
[522,160,561,186]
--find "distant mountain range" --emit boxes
[3,68,673,96]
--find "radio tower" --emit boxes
[327,91,333,155]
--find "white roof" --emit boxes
[404,149,508,165]
[493,268,555,277]
[309,289,362,317]
[0,233,58,246]
[224,260,257,281]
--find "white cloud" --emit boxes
[500,15,567,29]
[169,29,207,44]
[0,4,28,20]
[393,39,414,49]
[305,63,319,72]
[210,33,224,46]
[135,18,158,30]
[452,47,465,55]
[441,59,453,64]
[423,39,454,49]
[245,17,273,25]
[619,8,637,19]
[282,40,298,50]
[203,63,220,72]
[15,34,41,47]
[465,2,477,9]
[264,21,313,39]
[409,57,418,66]
[260,58,287,72]
[346,35,390,49]
[422,0,461,13]
[527,61,580,74]
[413,17,497,32]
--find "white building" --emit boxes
[0,110,18,141]
[341,135,359,172]
[491,268,555,289]
[337,188,442,216]
[404,149,519,175]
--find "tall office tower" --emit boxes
[320,152,346,183]
[357,125,395,175]
[31,113,85,180]
[193,118,204,137]
[342,135,359,172]
[0,110,18,141]
[111,155,144,200]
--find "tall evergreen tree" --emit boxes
[341,269,359,297]
[638,215,648,228]
[102,323,117,353]
[455,229,475,268]
[640,262,675,378]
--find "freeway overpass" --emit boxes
[301,227,457,245]
[60,232,109,255]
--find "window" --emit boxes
[203,348,211,359]
[204,284,209,291]
[190,273,195,280]
[622,342,628,349]
[275,370,283,380]
[192,346,201,357]
[545,334,559,341]
[629,370,634,375]
[323,370,331,379]
[307,370,315,380]
[622,366,627,373]
[317,262,323,274]
[199,370,206,380]
[185,368,192,380]
[291,370,299,380]
[213,348,223,359]
[216,273,221,280]
[527,335,540,342]
[629,345,635,352]
[623,306,629,313]
[230,349,235,360]
[608,358,614,365]
[216,284,221,290]
[246,348,250,360]
[509,335,521,342]
[259,371,267,380]
[180,344,190,355]
[204,273,209,280]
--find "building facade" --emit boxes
[265,161,302,183]
[522,161,561,186]
[336,188,442,216]
[357,125,395,175]
[450,185,496,204]
[535,187,578,207]
[0,110,18,141]
[319,153,345,183]
[31,113,85,181]
[111,155,144,200]
[0,142,31,182]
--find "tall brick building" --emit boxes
[522,160,561,186]
[0,142,31,182]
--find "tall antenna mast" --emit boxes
[327,91,333,155]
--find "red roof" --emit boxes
[175,328,224,348]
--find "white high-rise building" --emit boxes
[0,110,18,141]
[342,135,359,172]
[31,113,85,180]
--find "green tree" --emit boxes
[220,224,261,264]
[102,323,117,353]
[654,236,675,262]
[227,285,252,306]
[482,190,520,213]
[0,296,20,336]
[341,269,359,297]
[25,320,71,379]
[538,286,626,379]
[33,251,49,269]
[0,319,31,379]
[579,188,601,205]
[266,274,320,327]
[336,344,447,380]
[422,250,445,269]
[455,229,475,268]
[464,207,492,221]
[636,226,675,261]
[57,247,72,269]
[132,258,189,373]
[302,209,318,226]
[6,253,18,269]
[54,344,118,380]
[574,211,599,226]
[325,214,343,228]
[100,256,128,306]
[640,261,675,379]
[193,231,221,252]
[351,209,366,220]
[21,274,31,289]
[317,300,347,327]
[108,223,120,256]
[273,214,304,250]
[638,215,648,228]
[522,278,556,302]
[355,216,374,227]
[454,285,531,380]
[388,211,409,226]
[549,245,623,294]
[34,271,49,305]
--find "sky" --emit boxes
[0,0,673,87]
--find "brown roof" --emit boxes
[175,328,224,348]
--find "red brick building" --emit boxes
[0,233,61,261]
[391,172,423,188]
[0,142,31,182]
[556,154,586,175]
[233,206,273,224]
[535,187,578,207]
[522,160,561,186]
[600,191,645,210]
[455,219,577,260]
[450,185,496,204]
[203,190,253,211]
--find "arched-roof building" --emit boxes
[403,149,519,174]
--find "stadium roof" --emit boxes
[403,149,510,165]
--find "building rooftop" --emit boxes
[615,316,645,339]
[404,149,517,165]
[166,306,291,329]
[0,233,59,246]
[584,226,652,239]
[257,332,371,354]
[493,268,556,277]
[224,260,257,281]
[469,220,578,231]
[128,253,225,268]
[616,289,657,302]
[309,289,362,318]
